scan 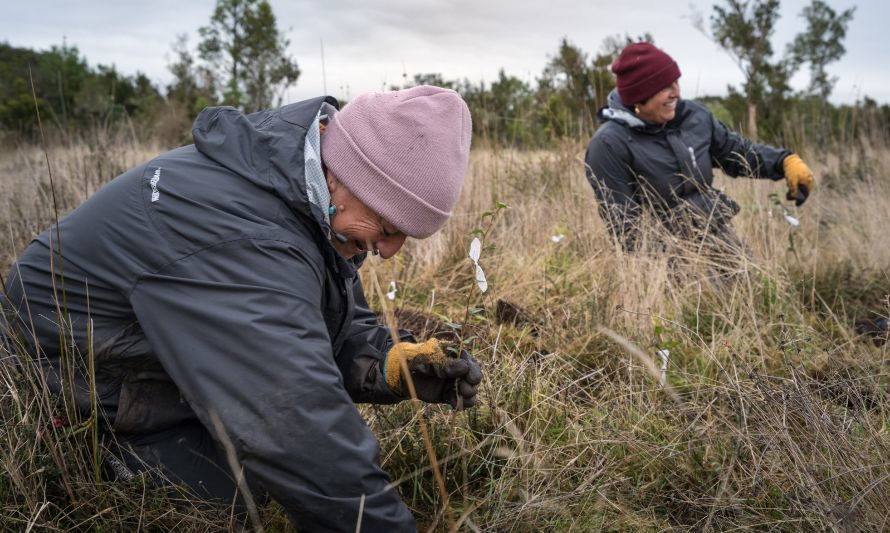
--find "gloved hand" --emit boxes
[385,338,482,408]
[783,154,815,206]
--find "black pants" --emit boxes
[104,421,262,511]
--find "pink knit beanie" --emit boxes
[612,42,682,106]
[321,85,472,239]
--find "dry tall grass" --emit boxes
[2,133,888,531]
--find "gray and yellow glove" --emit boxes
[385,338,482,409]
[783,154,815,206]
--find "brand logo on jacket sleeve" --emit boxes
[150,168,161,202]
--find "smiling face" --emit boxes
[636,81,680,125]
[326,171,407,260]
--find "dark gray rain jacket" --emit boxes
[584,90,790,247]
[3,97,416,531]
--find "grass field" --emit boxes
[1,131,889,531]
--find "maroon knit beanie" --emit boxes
[611,43,682,106]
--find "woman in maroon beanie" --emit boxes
[584,42,815,252]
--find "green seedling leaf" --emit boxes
[444,345,462,357]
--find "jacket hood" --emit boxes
[598,89,646,128]
[192,97,339,224]
[191,97,363,277]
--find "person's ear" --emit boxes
[325,170,339,193]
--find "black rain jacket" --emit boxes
[584,90,790,248]
[2,97,417,531]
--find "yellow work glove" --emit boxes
[783,154,815,206]
[385,338,482,409]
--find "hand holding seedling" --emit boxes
[385,338,482,408]
[783,154,815,206]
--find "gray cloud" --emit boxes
[1,0,883,103]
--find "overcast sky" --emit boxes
[3,0,885,105]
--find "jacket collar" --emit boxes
[598,89,686,133]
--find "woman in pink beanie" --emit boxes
[4,85,480,532]
[585,42,815,255]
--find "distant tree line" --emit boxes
[0,40,163,136]
[0,0,299,144]
[1,0,888,150]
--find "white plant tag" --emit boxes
[657,349,670,387]
[468,237,488,293]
